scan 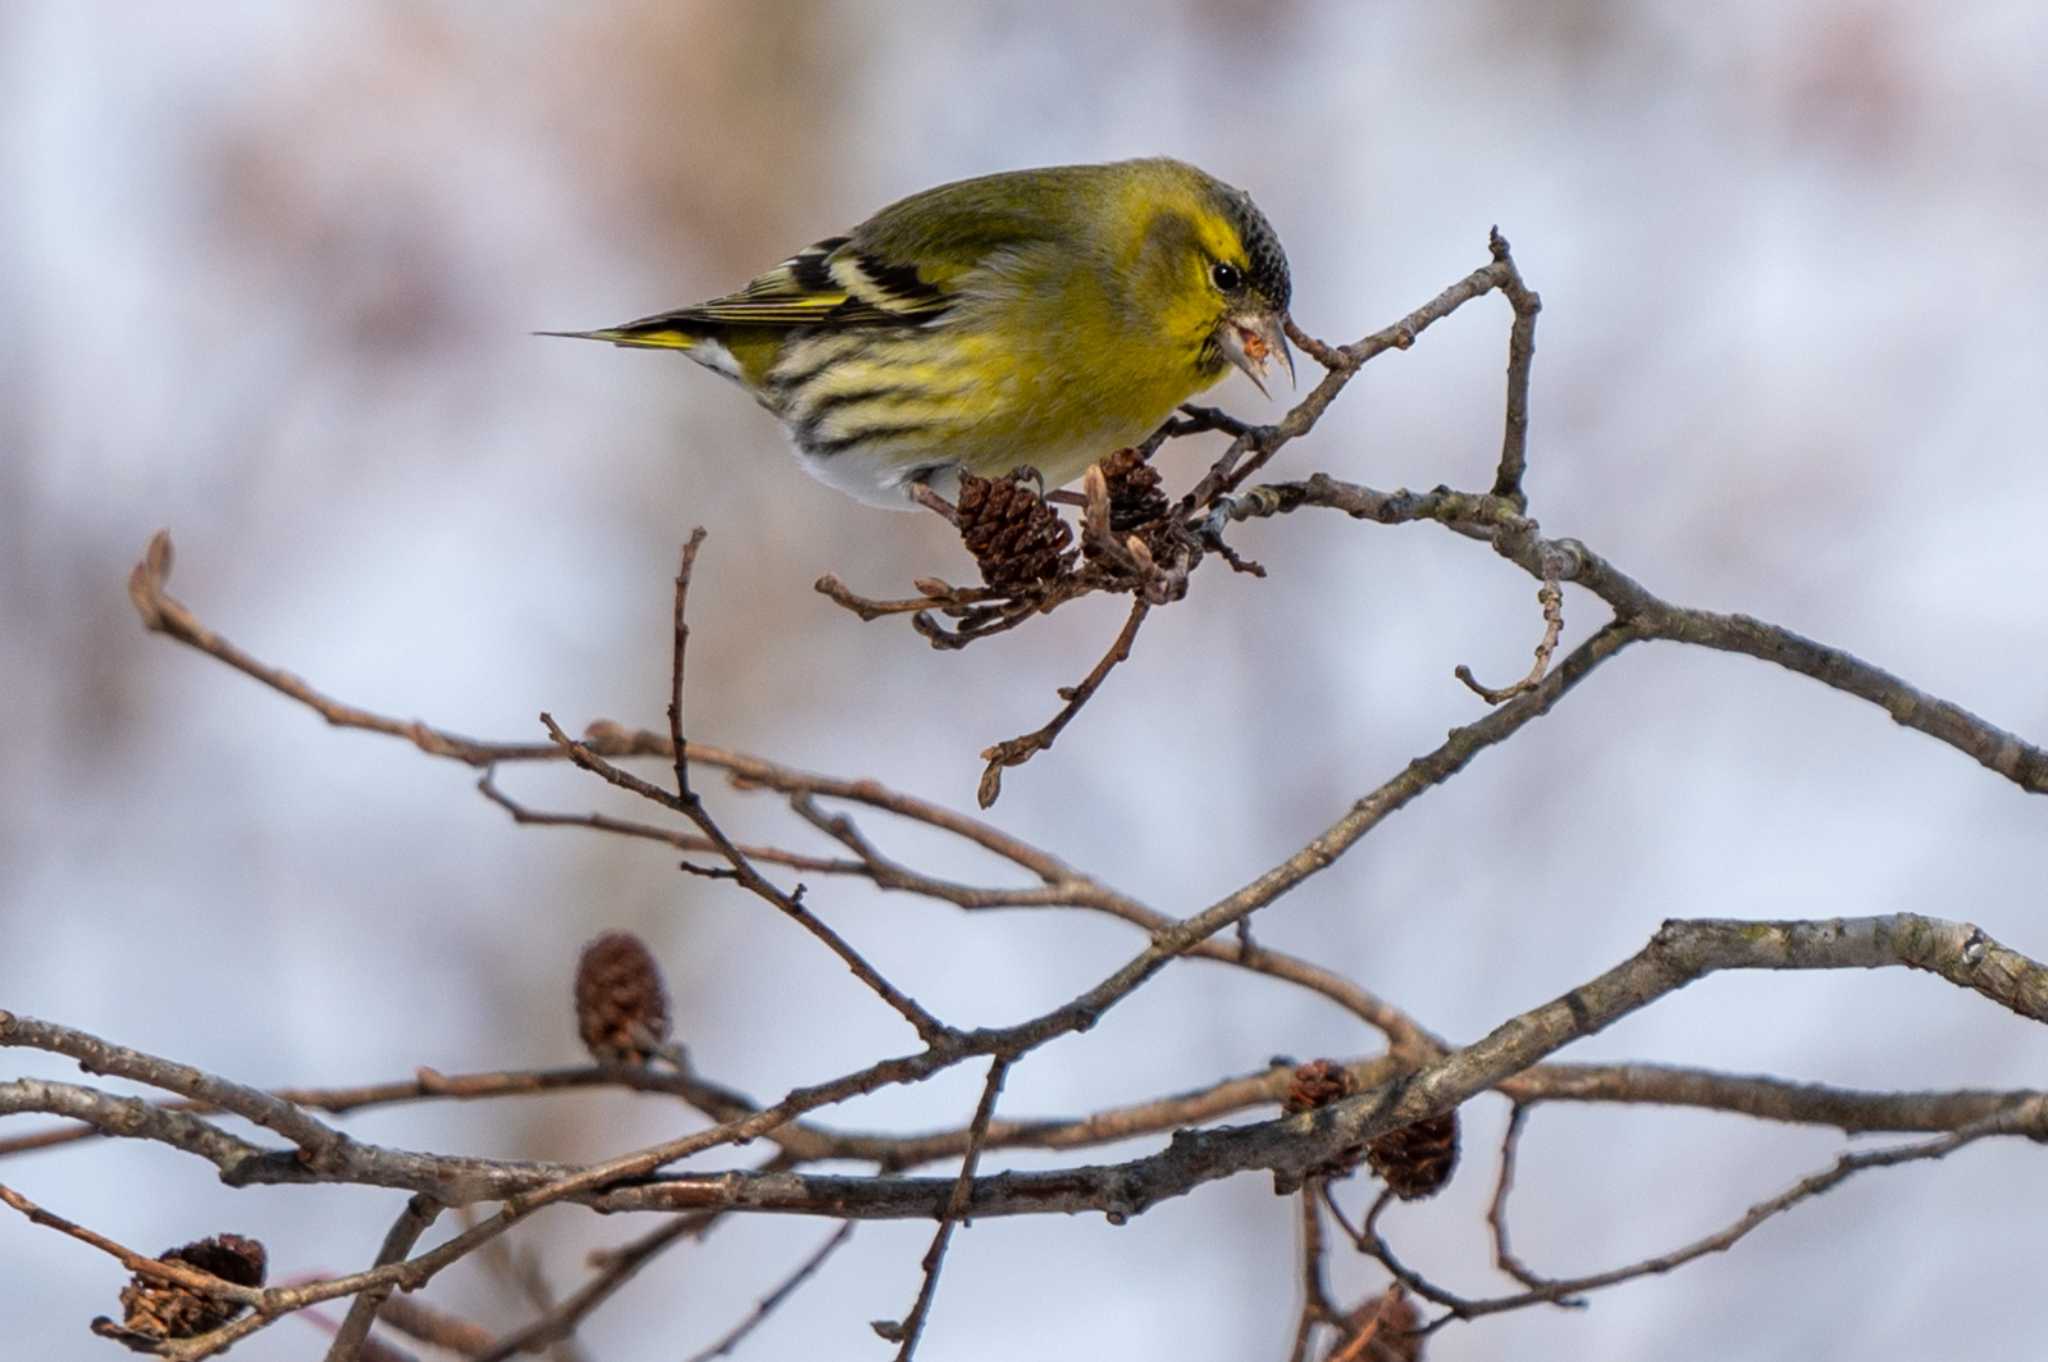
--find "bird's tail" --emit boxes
[534,323,700,351]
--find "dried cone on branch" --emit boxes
[957,470,1075,590]
[93,1233,267,1348]
[1287,1059,1367,1178]
[1285,1059,1352,1114]
[1097,447,1170,532]
[1328,1286,1423,1362]
[1366,1110,1460,1200]
[1086,446,1185,567]
[575,931,671,1064]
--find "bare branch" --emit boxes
[0,1012,351,1172]
[1224,476,2048,796]
[324,1195,442,1362]
[1487,226,1542,505]
[1456,578,1563,704]
[128,529,557,768]
[0,1076,269,1168]
[1286,1180,1338,1362]
[1483,1104,1573,1302]
[881,1055,1011,1360]
[976,596,1149,808]
[1190,249,1522,509]
[594,914,2048,1220]
[475,1218,693,1362]
[668,527,709,801]
[682,1221,855,1362]
[537,714,952,1044]
[372,1295,495,1358]
[0,1181,266,1307]
[1366,1106,2033,1332]
[476,767,865,877]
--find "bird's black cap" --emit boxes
[1224,189,1291,312]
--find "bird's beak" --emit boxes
[1215,310,1296,399]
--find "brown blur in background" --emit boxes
[5,4,2046,1359]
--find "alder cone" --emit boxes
[1327,1286,1423,1362]
[96,1233,267,1346]
[1097,447,1171,532]
[1366,1111,1460,1200]
[575,930,671,1064]
[958,471,1075,590]
[1284,1059,1352,1114]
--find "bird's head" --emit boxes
[1195,185,1294,397]
[1120,163,1295,397]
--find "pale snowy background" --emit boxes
[5,4,2046,1359]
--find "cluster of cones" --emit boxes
[956,446,1177,591]
[1284,1058,1462,1200]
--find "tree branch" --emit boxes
[324,1195,442,1362]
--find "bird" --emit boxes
[544,158,1293,510]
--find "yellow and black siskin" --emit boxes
[547,158,1293,508]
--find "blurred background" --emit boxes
[5,3,2046,1358]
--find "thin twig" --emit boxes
[539,714,952,1044]
[1287,1179,1336,1362]
[475,1164,776,1361]
[473,1226,587,1362]
[813,573,993,621]
[476,766,865,874]
[909,482,961,526]
[324,1195,443,1362]
[669,527,709,801]
[1324,1285,1406,1362]
[372,1295,496,1358]
[504,1218,713,1358]
[1483,1103,1576,1302]
[1339,1110,2028,1336]
[976,597,1149,808]
[1487,227,1542,506]
[1456,577,1564,704]
[682,1221,855,1362]
[880,1055,1013,1360]
[1217,474,2048,795]
[0,1181,265,1306]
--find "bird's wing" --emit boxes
[618,235,958,333]
[584,170,1082,341]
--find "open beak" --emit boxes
[1215,311,1296,399]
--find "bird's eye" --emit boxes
[1211,262,1242,292]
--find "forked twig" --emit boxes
[1485,1103,1579,1303]
[976,597,1150,808]
[542,711,950,1044]
[1326,1108,2031,1335]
